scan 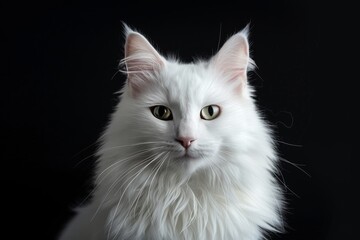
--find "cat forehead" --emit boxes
[159,61,221,102]
[164,61,208,80]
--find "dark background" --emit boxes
[3,1,356,239]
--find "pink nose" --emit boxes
[176,137,196,149]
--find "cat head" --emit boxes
[104,24,264,176]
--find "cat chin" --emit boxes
[171,155,214,176]
[169,148,215,169]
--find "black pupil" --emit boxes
[159,107,167,117]
[208,106,214,116]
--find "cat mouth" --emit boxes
[176,151,200,161]
[170,146,207,161]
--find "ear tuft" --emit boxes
[119,23,166,97]
[122,22,134,37]
[211,24,255,93]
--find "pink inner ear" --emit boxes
[226,67,247,82]
[211,31,250,92]
[125,56,160,73]
[124,32,165,97]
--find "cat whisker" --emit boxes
[108,151,167,237]
[73,141,169,168]
[71,140,99,167]
[134,153,168,211]
[98,141,172,153]
[94,153,167,222]
[96,146,166,181]
[129,152,169,224]
[92,150,166,205]
[81,149,159,208]
[216,22,222,52]
[276,140,303,148]
[274,168,300,198]
[78,149,159,207]
[91,152,161,221]
[148,152,169,193]
[73,153,97,168]
[97,152,156,194]
[113,153,168,239]
[278,156,310,178]
[111,69,121,81]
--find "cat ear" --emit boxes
[210,25,254,93]
[121,24,166,97]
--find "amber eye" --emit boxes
[200,105,220,120]
[150,105,173,121]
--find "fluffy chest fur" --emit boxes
[99,160,281,240]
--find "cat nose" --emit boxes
[176,137,196,149]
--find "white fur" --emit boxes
[58,24,284,240]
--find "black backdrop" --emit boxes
[3,1,356,239]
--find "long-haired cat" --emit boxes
[58,24,284,240]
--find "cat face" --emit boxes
[113,26,255,174]
[128,63,238,173]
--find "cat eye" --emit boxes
[150,105,173,121]
[200,105,220,120]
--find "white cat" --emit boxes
[58,24,284,240]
